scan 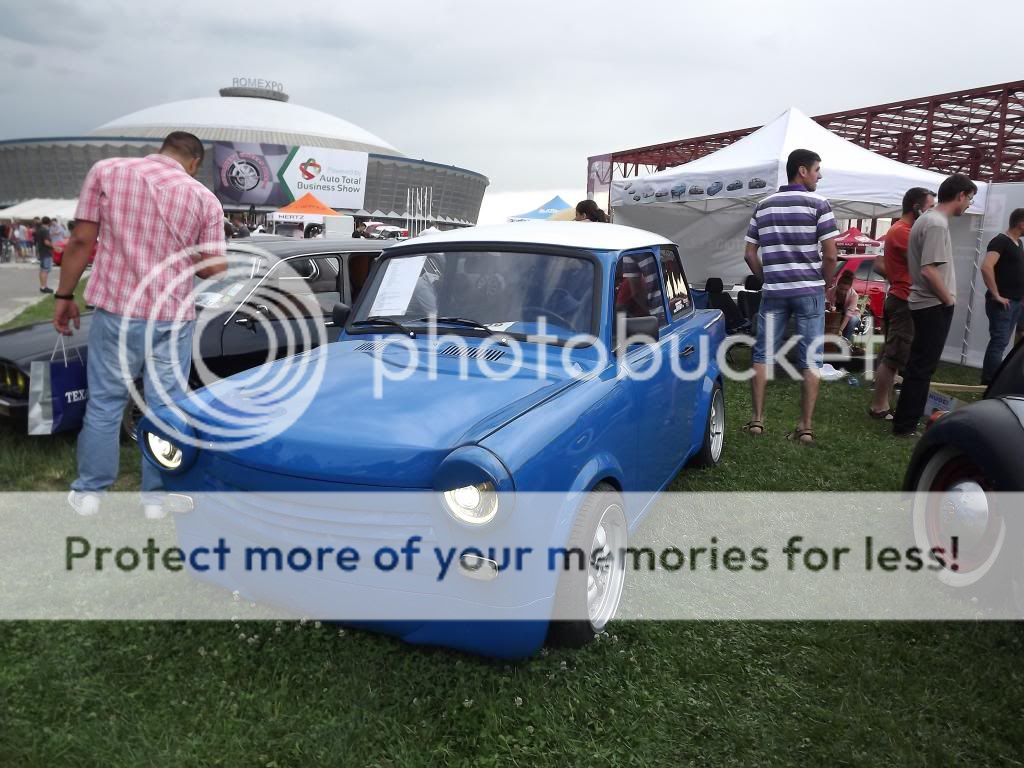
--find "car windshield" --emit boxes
[352,250,595,338]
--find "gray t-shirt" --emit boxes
[907,210,956,310]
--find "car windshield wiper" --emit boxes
[414,316,495,334]
[350,316,416,337]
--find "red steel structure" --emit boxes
[605,80,1024,182]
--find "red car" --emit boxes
[52,239,97,267]
[836,255,886,321]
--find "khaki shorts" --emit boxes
[881,295,913,370]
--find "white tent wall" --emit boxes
[956,182,1024,367]
[612,203,753,286]
[944,214,988,366]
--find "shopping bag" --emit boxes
[27,337,88,435]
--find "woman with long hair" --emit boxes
[574,199,608,223]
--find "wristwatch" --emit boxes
[54,292,75,301]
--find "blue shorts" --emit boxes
[752,291,825,370]
[39,253,53,271]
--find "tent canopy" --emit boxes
[612,107,988,287]
[1,198,79,221]
[508,195,571,222]
[611,107,986,218]
[275,192,338,216]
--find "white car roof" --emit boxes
[397,221,674,251]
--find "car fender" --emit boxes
[903,398,1024,492]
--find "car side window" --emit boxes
[614,251,666,326]
[659,247,691,319]
[306,256,342,294]
[347,252,375,303]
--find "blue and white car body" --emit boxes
[140,222,726,657]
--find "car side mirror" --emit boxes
[614,315,660,354]
[331,302,351,328]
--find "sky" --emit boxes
[3,0,1023,222]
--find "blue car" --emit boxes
[140,222,726,657]
[706,181,724,196]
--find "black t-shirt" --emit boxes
[33,225,52,257]
[986,233,1024,300]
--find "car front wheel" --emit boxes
[547,482,627,647]
[692,381,725,467]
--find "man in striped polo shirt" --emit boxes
[743,149,839,444]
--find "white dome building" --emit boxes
[1,85,487,225]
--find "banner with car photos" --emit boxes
[214,142,368,210]
[610,163,779,207]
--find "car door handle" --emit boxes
[680,345,696,357]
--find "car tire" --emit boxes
[547,482,627,648]
[911,446,1015,602]
[121,380,144,443]
[692,381,725,468]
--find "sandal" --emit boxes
[742,420,765,436]
[786,428,815,445]
[867,407,894,421]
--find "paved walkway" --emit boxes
[0,263,59,326]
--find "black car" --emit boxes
[903,338,1024,597]
[748,177,767,190]
[905,339,1024,492]
[726,180,743,192]
[0,237,386,435]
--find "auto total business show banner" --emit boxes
[213,141,368,210]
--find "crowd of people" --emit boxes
[741,150,1019,441]
[0,215,70,293]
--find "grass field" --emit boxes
[0,301,1018,766]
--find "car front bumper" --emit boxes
[0,393,28,419]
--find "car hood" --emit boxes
[177,339,581,486]
[0,317,93,368]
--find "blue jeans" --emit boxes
[72,309,194,499]
[752,291,825,370]
[982,297,1022,383]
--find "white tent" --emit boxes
[1,198,79,221]
[611,107,986,285]
[611,107,990,366]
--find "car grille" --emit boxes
[0,362,27,398]
[195,482,437,549]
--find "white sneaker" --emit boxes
[143,502,167,521]
[67,491,100,517]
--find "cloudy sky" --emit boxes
[3,0,1022,220]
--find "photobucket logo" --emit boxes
[119,245,327,451]
[369,312,882,397]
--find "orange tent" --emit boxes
[274,192,338,216]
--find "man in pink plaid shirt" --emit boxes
[54,131,226,518]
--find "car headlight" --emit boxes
[443,481,499,526]
[146,432,183,470]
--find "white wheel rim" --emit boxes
[587,502,627,631]
[709,388,725,462]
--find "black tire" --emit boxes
[547,482,627,648]
[120,379,144,443]
[691,380,725,468]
